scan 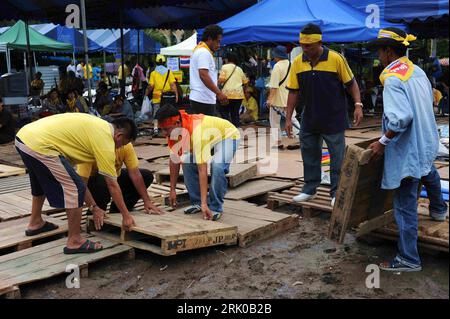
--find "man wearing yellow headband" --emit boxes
[366,27,447,272]
[285,23,363,206]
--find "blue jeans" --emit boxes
[182,139,240,212]
[299,130,346,198]
[394,165,447,267]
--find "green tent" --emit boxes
[0,20,72,52]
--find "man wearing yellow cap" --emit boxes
[285,23,363,206]
[366,27,447,272]
[145,54,179,135]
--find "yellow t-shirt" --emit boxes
[242,96,258,120]
[16,113,117,178]
[149,70,176,104]
[77,142,139,178]
[167,111,240,164]
[219,64,248,99]
[118,65,130,80]
[192,116,240,164]
[83,64,93,79]
[269,59,291,107]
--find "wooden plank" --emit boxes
[0,236,133,296]
[134,145,169,161]
[356,210,395,238]
[0,216,67,254]
[0,164,26,178]
[225,179,295,200]
[87,211,238,256]
[328,139,395,243]
[154,163,257,188]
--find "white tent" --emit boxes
[160,32,197,56]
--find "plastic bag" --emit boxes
[140,96,152,116]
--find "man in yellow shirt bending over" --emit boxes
[77,142,164,215]
[15,114,138,254]
[155,104,240,221]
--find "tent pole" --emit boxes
[80,0,93,107]
[137,29,140,65]
[73,51,76,65]
[33,52,38,72]
[25,19,33,90]
[120,5,125,98]
[6,47,11,73]
[103,50,106,69]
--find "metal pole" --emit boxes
[80,0,93,107]
[137,29,140,65]
[25,19,33,93]
[6,48,11,73]
[120,7,126,98]
[33,52,38,72]
[73,51,76,65]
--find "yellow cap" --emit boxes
[156,54,166,63]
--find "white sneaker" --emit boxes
[331,197,336,207]
[293,193,316,203]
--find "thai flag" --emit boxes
[180,56,190,68]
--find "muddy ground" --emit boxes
[22,204,449,300]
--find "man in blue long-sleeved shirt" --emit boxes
[367,28,447,272]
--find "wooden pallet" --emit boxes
[328,138,394,243]
[148,183,189,205]
[0,174,30,195]
[267,181,333,217]
[360,204,449,253]
[0,164,26,178]
[0,189,59,222]
[134,145,170,161]
[0,215,67,255]
[224,178,295,200]
[154,163,258,188]
[0,236,134,298]
[0,143,24,168]
[171,200,299,247]
[87,210,238,256]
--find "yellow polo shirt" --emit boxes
[83,64,93,79]
[77,142,139,178]
[118,65,130,80]
[16,113,117,178]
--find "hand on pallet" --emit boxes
[144,200,165,215]
[122,214,136,231]
[201,204,213,221]
[92,206,107,231]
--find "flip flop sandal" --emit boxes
[63,239,103,255]
[25,221,59,237]
[212,212,222,221]
[379,259,422,272]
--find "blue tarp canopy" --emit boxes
[342,0,449,37]
[0,0,257,29]
[342,0,448,22]
[212,0,407,45]
[86,29,161,54]
[31,24,103,53]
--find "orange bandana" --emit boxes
[158,115,180,128]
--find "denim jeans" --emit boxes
[394,165,447,267]
[182,138,240,212]
[299,130,346,198]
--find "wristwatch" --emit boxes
[89,204,97,211]
[355,102,363,108]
